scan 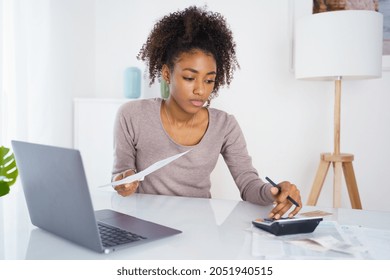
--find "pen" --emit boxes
[265,176,300,207]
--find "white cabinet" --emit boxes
[73,98,129,190]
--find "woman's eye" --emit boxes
[183,77,194,81]
[205,79,215,84]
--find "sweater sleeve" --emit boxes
[112,104,138,177]
[220,115,274,205]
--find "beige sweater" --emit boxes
[112,98,274,205]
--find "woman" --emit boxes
[112,6,301,219]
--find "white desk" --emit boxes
[1,189,390,260]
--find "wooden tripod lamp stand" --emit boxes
[294,10,383,209]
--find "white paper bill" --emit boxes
[98,149,191,188]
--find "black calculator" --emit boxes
[252,217,323,236]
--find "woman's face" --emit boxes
[164,50,217,114]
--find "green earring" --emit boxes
[160,79,170,99]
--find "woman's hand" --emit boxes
[113,169,139,197]
[268,181,302,219]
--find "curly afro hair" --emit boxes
[137,6,239,93]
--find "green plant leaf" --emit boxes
[0,146,19,197]
[0,181,10,197]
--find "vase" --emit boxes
[124,67,141,98]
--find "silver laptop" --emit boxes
[12,140,181,254]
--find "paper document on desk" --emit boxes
[286,235,366,255]
[251,221,367,259]
[99,150,191,188]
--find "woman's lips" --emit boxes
[190,99,205,107]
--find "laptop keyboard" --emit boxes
[98,223,147,248]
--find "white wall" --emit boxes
[92,0,390,211]
[9,0,96,147]
[90,0,390,210]
[10,0,390,211]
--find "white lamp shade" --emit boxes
[295,10,383,80]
